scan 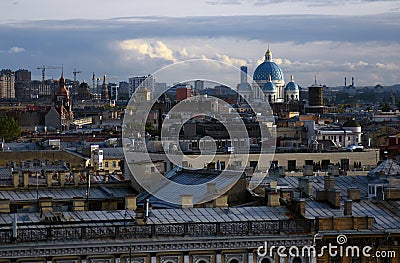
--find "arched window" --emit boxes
[268,95,272,102]
[228,259,240,263]
[197,260,208,263]
[291,94,294,100]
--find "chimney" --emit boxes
[180,195,193,209]
[347,187,361,202]
[135,205,145,225]
[46,171,53,187]
[12,171,19,188]
[324,176,335,190]
[267,191,280,207]
[39,197,53,213]
[214,194,228,208]
[298,177,313,197]
[72,197,85,211]
[344,199,352,216]
[269,181,278,189]
[125,194,137,210]
[22,171,29,188]
[292,198,306,217]
[0,199,10,213]
[59,172,66,187]
[327,189,341,208]
[73,171,80,186]
[207,182,217,195]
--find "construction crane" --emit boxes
[73,69,82,83]
[36,65,62,83]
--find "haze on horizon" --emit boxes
[0,0,399,87]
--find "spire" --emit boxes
[290,75,294,82]
[103,75,106,84]
[314,75,317,86]
[265,46,272,61]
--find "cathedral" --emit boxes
[45,72,74,131]
[238,48,300,104]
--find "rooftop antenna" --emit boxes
[314,75,317,85]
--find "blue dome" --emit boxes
[285,81,298,91]
[238,82,252,91]
[285,75,299,91]
[262,81,276,92]
[254,61,284,82]
[253,49,284,82]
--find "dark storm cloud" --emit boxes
[3,13,397,42]
[0,14,399,83]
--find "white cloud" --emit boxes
[8,46,25,53]
[119,39,177,62]
[215,54,248,67]
[376,62,400,70]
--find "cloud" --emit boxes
[119,39,177,62]
[8,46,25,53]
[0,14,400,86]
[215,54,248,67]
[376,62,400,70]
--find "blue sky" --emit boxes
[0,0,399,87]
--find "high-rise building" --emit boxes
[0,69,15,99]
[101,75,109,101]
[14,69,31,100]
[309,84,323,106]
[118,81,129,99]
[109,83,119,101]
[128,75,154,97]
[194,80,204,90]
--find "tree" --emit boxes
[0,116,21,142]
[145,121,156,137]
[381,102,392,112]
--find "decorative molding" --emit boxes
[0,238,313,259]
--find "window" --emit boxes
[261,258,271,263]
[112,161,116,168]
[228,259,239,263]
[105,162,109,168]
[292,257,302,263]
[369,185,376,196]
[288,160,296,171]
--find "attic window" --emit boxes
[368,185,376,196]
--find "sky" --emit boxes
[0,0,400,87]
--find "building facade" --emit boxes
[0,69,15,99]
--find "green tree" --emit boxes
[0,116,21,142]
[381,102,392,112]
[145,121,156,136]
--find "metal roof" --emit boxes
[0,185,133,202]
